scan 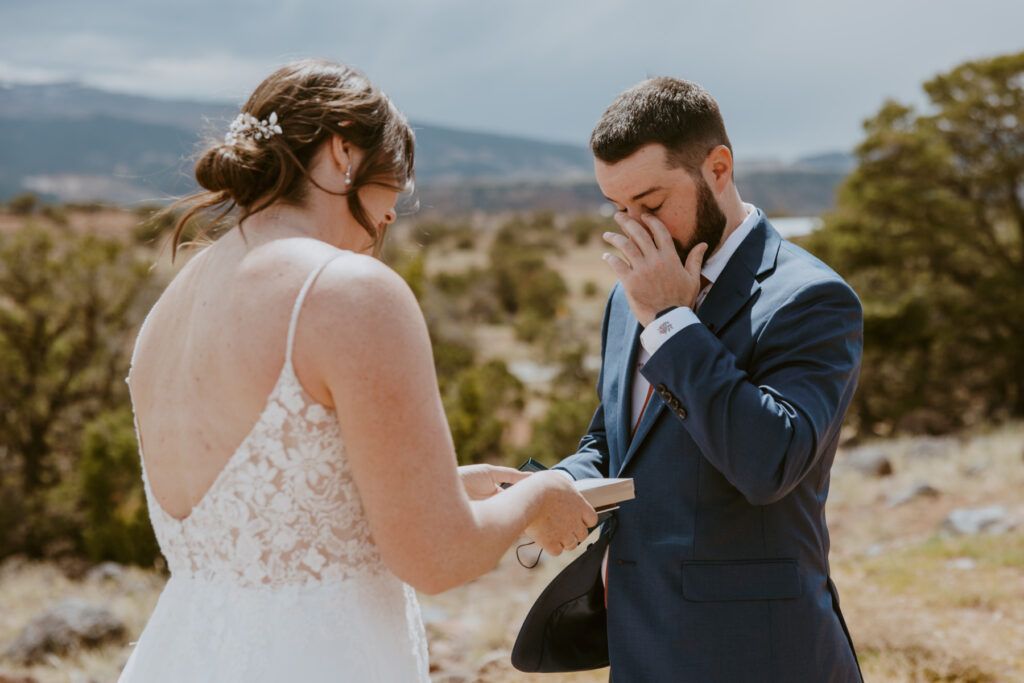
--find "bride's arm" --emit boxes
[299,255,596,595]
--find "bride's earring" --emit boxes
[345,166,352,186]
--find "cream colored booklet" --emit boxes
[574,477,635,511]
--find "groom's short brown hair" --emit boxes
[590,77,732,173]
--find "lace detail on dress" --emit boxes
[134,256,386,587]
[123,254,430,682]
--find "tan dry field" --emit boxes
[2,209,1023,680]
[1,424,1022,682]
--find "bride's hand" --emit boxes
[458,464,531,500]
[523,471,597,556]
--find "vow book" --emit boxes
[502,459,635,512]
[573,477,635,511]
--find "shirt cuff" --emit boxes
[552,468,576,481]
[640,306,700,355]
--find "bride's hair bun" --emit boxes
[194,142,270,208]
[163,58,415,259]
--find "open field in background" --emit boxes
[1,423,1021,682]
[2,204,1023,681]
[3,47,1023,680]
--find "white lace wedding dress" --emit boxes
[119,257,430,682]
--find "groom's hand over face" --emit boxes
[602,213,707,326]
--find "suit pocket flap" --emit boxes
[682,559,802,602]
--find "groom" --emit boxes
[553,77,864,681]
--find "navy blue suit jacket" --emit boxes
[556,212,863,682]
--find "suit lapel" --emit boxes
[698,217,781,334]
[614,215,782,475]
[618,386,665,476]
[611,319,643,466]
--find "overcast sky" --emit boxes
[1,0,1022,160]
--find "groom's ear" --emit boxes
[702,145,733,193]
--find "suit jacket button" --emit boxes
[676,407,688,419]
[668,397,681,410]
[656,383,669,398]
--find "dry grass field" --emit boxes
[1,423,1021,682]
[2,208,1022,681]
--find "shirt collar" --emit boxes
[701,203,759,285]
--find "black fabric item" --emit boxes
[511,526,613,672]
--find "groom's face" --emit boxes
[594,143,726,262]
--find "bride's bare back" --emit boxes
[129,233,341,521]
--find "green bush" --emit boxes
[518,394,599,468]
[432,335,476,395]
[489,244,568,319]
[491,213,562,253]
[78,410,159,565]
[434,271,474,297]
[804,50,1024,436]
[8,193,39,215]
[40,205,69,227]
[393,252,427,302]
[444,360,524,464]
[0,222,153,560]
[568,215,608,246]
[513,309,548,343]
[409,220,475,249]
[454,230,476,250]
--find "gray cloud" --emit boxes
[2,0,1023,158]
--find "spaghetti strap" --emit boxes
[123,244,429,683]
[285,255,344,365]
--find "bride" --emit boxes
[119,59,596,682]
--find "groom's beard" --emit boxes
[674,176,727,264]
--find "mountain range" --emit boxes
[0,82,853,214]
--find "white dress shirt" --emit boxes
[629,204,759,430]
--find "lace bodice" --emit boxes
[122,253,429,682]
[132,256,387,586]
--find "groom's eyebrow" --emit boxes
[603,186,663,204]
[631,186,662,201]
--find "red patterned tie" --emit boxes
[631,385,655,441]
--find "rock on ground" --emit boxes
[2,599,126,665]
[887,482,941,507]
[943,505,1012,535]
[85,562,126,584]
[904,435,959,460]
[840,446,893,477]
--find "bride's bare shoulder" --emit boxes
[291,246,426,358]
[310,250,419,319]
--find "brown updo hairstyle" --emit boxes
[167,58,415,259]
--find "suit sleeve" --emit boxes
[553,287,617,481]
[640,277,863,505]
